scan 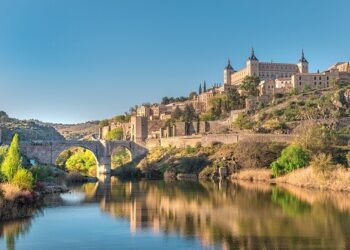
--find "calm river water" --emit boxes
[1,178,350,249]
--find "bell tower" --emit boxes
[247,47,259,77]
[297,49,309,73]
[224,59,234,84]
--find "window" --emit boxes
[314,76,316,80]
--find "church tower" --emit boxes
[247,48,259,77]
[297,50,309,73]
[223,59,234,84]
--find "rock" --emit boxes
[218,167,228,178]
[176,173,197,180]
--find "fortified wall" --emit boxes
[146,133,292,149]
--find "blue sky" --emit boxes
[0,0,349,123]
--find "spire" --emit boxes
[248,47,258,61]
[225,59,234,70]
[299,49,308,63]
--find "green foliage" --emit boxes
[240,76,260,97]
[233,113,255,130]
[65,149,97,176]
[171,106,183,120]
[1,134,22,181]
[271,188,311,216]
[189,91,197,99]
[161,96,188,105]
[99,119,110,128]
[0,145,8,166]
[182,104,197,122]
[112,115,130,124]
[175,157,209,174]
[30,165,54,182]
[199,166,217,179]
[200,112,215,121]
[55,149,73,168]
[111,148,132,168]
[12,168,34,191]
[185,146,197,155]
[346,151,350,167]
[271,145,310,177]
[105,128,123,140]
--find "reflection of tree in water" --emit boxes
[98,178,350,249]
[0,218,32,250]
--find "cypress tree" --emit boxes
[203,81,207,92]
[198,84,202,94]
[1,134,22,181]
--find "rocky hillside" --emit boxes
[0,111,64,142]
[51,121,99,140]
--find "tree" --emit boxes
[1,134,22,181]
[65,149,97,176]
[171,106,183,120]
[105,128,124,140]
[203,81,207,92]
[183,104,197,122]
[99,119,109,128]
[271,145,310,177]
[189,91,197,100]
[240,76,260,96]
[199,84,202,94]
[12,168,34,191]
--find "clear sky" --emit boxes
[0,0,349,124]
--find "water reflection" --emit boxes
[3,178,350,249]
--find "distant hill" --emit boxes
[0,111,65,142]
[50,121,100,140]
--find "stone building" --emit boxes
[149,104,166,120]
[224,49,308,86]
[0,127,2,144]
[136,105,151,118]
[130,116,148,143]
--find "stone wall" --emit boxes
[146,133,292,149]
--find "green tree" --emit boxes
[171,106,183,120]
[271,145,310,177]
[0,145,8,165]
[233,113,255,129]
[182,104,197,122]
[189,91,197,99]
[65,149,97,176]
[203,81,207,92]
[1,134,22,181]
[105,128,124,140]
[12,168,34,191]
[99,119,109,128]
[198,84,202,94]
[240,76,260,96]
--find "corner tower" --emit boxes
[224,59,234,84]
[297,50,309,73]
[247,48,259,77]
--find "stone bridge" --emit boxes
[19,140,148,174]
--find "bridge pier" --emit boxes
[97,156,111,175]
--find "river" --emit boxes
[1,178,350,249]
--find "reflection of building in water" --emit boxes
[97,179,350,250]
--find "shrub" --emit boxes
[105,128,123,140]
[271,145,310,177]
[310,153,338,180]
[199,166,218,179]
[233,113,255,130]
[0,145,8,166]
[11,168,34,191]
[346,152,350,167]
[30,165,53,182]
[175,157,210,174]
[234,141,285,169]
[1,134,22,181]
[65,149,96,176]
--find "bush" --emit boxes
[346,152,350,167]
[105,128,123,140]
[271,145,310,177]
[175,157,210,174]
[234,141,285,169]
[198,166,218,179]
[233,113,255,130]
[310,153,338,180]
[30,165,53,182]
[11,168,34,191]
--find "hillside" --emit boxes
[51,121,99,140]
[0,111,64,142]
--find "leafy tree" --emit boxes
[99,119,109,128]
[111,148,132,168]
[271,145,310,177]
[1,134,22,181]
[189,91,197,100]
[182,104,197,122]
[105,128,124,140]
[240,76,260,96]
[171,106,183,120]
[12,168,34,191]
[112,115,130,124]
[0,145,8,166]
[65,149,97,176]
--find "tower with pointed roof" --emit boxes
[297,49,309,73]
[223,59,234,84]
[247,47,259,77]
